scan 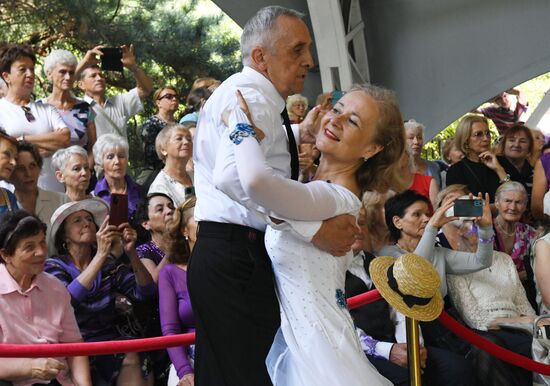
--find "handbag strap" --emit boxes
[461,159,485,190]
[1,188,13,213]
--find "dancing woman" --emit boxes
[218,85,405,385]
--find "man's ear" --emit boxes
[250,47,268,72]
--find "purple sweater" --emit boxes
[158,264,195,378]
[45,255,156,342]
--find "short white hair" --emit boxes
[404,119,426,134]
[240,6,304,66]
[43,49,77,76]
[286,94,308,112]
[93,134,129,169]
[495,181,528,204]
[52,145,88,172]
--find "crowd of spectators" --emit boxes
[0,37,550,386]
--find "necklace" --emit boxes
[396,241,413,253]
[495,219,516,237]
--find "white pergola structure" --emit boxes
[214,0,550,139]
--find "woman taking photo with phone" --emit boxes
[93,133,143,219]
[44,198,155,386]
[380,189,494,297]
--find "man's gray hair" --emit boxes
[44,49,78,76]
[241,6,305,66]
[93,134,129,170]
[52,145,88,172]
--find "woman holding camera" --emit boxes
[44,198,154,386]
[93,134,143,219]
[380,189,494,297]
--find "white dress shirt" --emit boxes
[195,66,300,231]
[0,99,66,192]
[83,88,143,139]
[148,169,194,207]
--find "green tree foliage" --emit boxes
[0,0,241,172]
[0,0,240,92]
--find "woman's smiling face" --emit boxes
[315,90,383,164]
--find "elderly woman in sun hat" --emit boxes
[0,210,91,386]
[44,198,155,386]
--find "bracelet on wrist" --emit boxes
[499,174,511,184]
[478,235,495,244]
[229,123,258,145]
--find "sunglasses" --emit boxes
[21,106,36,123]
[158,94,179,101]
[471,130,491,139]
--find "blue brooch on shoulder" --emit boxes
[335,289,346,309]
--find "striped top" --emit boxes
[480,103,528,136]
[45,254,156,342]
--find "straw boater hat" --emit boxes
[370,253,443,322]
[49,198,109,249]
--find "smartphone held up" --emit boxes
[446,196,483,219]
[101,47,123,72]
[109,193,128,226]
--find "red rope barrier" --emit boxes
[0,333,195,358]
[438,311,550,375]
[1,286,550,377]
